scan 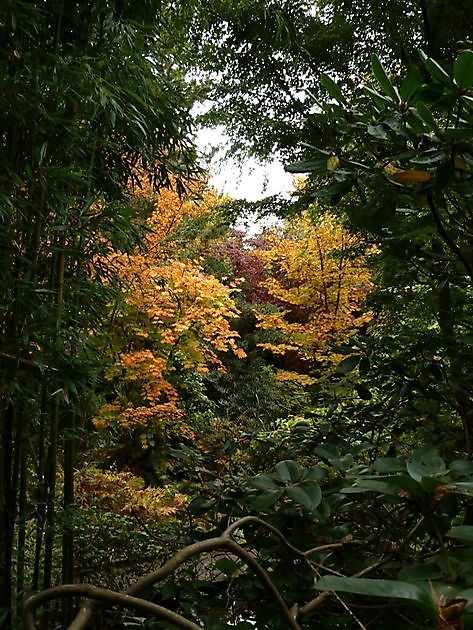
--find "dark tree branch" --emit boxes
[22,584,201,630]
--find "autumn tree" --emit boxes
[87,180,246,492]
[254,211,372,378]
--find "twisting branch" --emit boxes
[22,584,201,630]
[29,516,302,630]
[26,515,361,629]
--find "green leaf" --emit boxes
[285,158,327,174]
[399,563,442,581]
[251,490,281,511]
[371,55,399,102]
[415,102,438,132]
[285,483,322,510]
[335,355,360,374]
[407,449,446,482]
[344,479,401,495]
[314,576,434,613]
[358,357,370,374]
[420,476,445,492]
[419,50,455,88]
[454,50,473,89]
[380,474,424,498]
[364,85,393,109]
[446,482,473,496]
[449,460,473,476]
[214,557,240,576]
[274,460,302,484]
[314,180,353,201]
[188,497,215,514]
[373,457,406,473]
[355,384,372,400]
[410,150,448,165]
[400,64,423,102]
[303,466,326,482]
[463,95,473,108]
[320,73,347,104]
[443,127,473,141]
[247,475,279,490]
[446,525,473,543]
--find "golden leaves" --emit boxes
[254,211,372,364]
[95,177,246,433]
[76,468,187,520]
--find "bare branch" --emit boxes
[68,516,302,630]
[22,584,201,630]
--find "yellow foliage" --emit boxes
[383,163,432,184]
[255,211,373,362]
[274,370,317,386]
[76,468,187,520]
[95,179,246,431]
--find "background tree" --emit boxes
[190,0,473,161]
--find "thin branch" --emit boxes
[427,192,473,279]
[297,556,391,618]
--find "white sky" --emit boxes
[196,126,294,202]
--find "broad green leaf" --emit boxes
[346,479,401,495]
[251,490,280,511]
[355,384,372,400]
[320,73,347,104]
[364,85,393,109]
[420,476,445,492]
[335,355,360,374]
[247,475,279,490]
[419,50,455,88]
[411,150,448,165]
[381,474,424,498]
[358,357,370,374]
[415,102,438,131]
[303,466,326,481]
[371,55,399,101]
[367,124,389,140]
[314,180,353,200]
[446,526,473,543]
[314,444,353,470]
[444,127,473,141]
[446,482,473,496]
[454,50,473,89]
[274,460,302,484]
[314,576,434,613]
[188,497,215,514]
[463,94,473,108]
[285,158,327,173]
[285,483,322,510]
[315,444,340,458]
[449,460,473,476]
[214,557,240,576]
[407,449,446,481]
[373,457,406,473]
[400,64,423,102]
[399,563,442,581]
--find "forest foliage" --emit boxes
[2,1,473,629]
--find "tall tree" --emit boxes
[0,0,198,623]
[190,0,473,160]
